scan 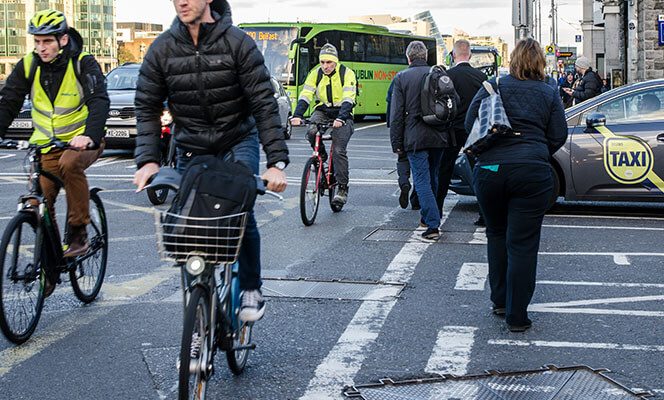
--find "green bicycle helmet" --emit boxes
[28,9,68,36]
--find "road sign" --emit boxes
[659,15,664,46]
[545,45,555,55]
[575,34,582,43]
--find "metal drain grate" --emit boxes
[344,365,652,399]
[363,228,486,245]
[262,278,404,301]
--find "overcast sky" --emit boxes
[116,0,585,51]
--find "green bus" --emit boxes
[238,22,437,119]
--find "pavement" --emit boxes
[0,120,662,399]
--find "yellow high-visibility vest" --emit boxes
[23,52,88,149]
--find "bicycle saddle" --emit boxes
[146,167,182,192]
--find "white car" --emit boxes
[271,76,293,139]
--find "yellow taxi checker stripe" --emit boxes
[596,125,664,192]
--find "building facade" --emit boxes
[116,22,163,64]
[582,0,664,85]
[0,0,117,79]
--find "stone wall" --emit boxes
[638,0,664,80]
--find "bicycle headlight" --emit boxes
[160,110,173,127]
[185,255,205,276]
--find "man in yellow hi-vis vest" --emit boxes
[0,10,109,294]
[291,44,357,206]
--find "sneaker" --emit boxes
[422,227,440,240]
[332,185,348,206]
[399,184,410,209]
[492,304,506,316]
[239,289,266,322]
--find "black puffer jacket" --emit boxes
[572,68,602,104]
[134,0,288,169]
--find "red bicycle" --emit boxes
[299,120,343,226]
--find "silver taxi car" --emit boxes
[450,78,664,207]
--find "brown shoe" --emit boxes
[63,225,89,258]
[44,278,56,298]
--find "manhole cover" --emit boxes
[344,365,651,399]
[363,228,486,245]
[262,278,404,301]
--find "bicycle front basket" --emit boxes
[154,210,248,264]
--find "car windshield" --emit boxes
[106,67,139,90]
[243,27,298,84]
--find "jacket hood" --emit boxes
[66,27,84,56]
[170,0,232,44]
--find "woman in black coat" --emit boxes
[465,39,568,332]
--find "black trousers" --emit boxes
[473,163,553,326]
[436,145,461,216]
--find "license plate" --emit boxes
[106,129,131,138]
[9,120,32,129]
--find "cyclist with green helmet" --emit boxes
[0,9,109,295]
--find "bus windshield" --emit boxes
[243,27,298,84]
[470,51,498,78]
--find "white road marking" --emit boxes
[539,252,664,258]
[546,214,664,221]
[299,198,458,399]
[543,224,664,231]
[489,339,664,352]
[0,154,16,160]
[103,199,154,214]
[468,227,486,244]
[425,326,478,376]
[537,280,664,289]
[454,263,488,291]
[529,294,664,317]
[355,122,386,131]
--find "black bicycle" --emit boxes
[0,138,108,344]
[149,168,281,400]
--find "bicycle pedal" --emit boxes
[232,343,256,351]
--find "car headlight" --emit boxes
[160,110,173,126]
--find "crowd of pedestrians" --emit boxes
[388,38,569,332]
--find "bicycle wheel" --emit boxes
[0,212,45,344]
[179,286,211,400]
[299,157,321,226]
[70,192,108,303]
[226,319,253,375]
[146,187,169,205]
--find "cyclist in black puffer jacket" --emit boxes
[133,0,289,323]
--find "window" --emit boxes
[579,87,664,126]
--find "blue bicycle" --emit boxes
[149,168,277,400]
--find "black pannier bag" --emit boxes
[161,154,257,263]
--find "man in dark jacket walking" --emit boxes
[133,0,289,322]
[390,41,448,240]
[563,56,601,104]
[436,40,487,218]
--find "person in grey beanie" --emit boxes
[563,56,602,104]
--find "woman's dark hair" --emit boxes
[509,38,546,81]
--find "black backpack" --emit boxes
[162,155,257,263]
[420,65,457,125]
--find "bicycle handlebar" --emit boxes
[0,137,94,151]
[145,167,283,201]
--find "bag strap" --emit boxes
[482,80,495,95]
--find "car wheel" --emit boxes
[547,166,561,211]
[284,115,292,140]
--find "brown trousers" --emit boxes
[39,141,104,231]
